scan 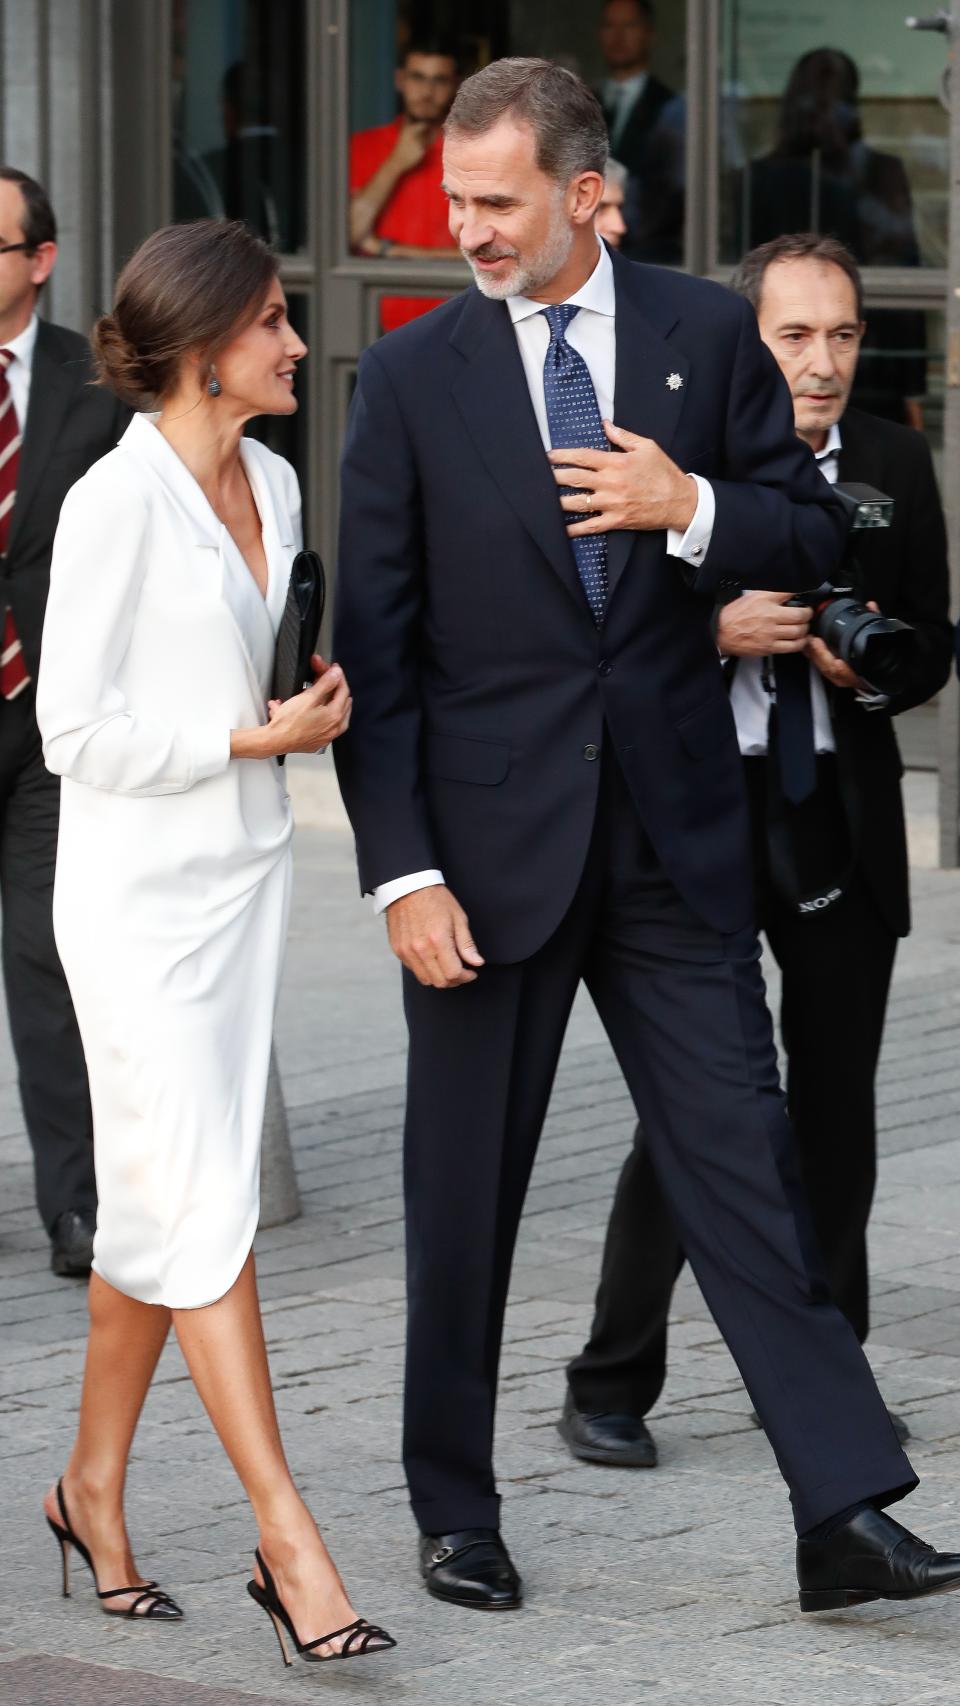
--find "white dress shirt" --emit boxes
[374,241,716,913]
[1,313,37,432]
[729,423,840,757]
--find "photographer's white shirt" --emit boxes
[729,424,840,757]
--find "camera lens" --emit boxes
[813,598,915,694]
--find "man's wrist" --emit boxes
[373,870,445,915]
[670,471,699,534]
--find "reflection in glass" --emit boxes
[720,10,949,425]
[172,0,306,254]
[732,50,921,269]
[720,7,948,270]
[596,0,685,264]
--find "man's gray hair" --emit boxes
[604,158,628,191]
[445,57,609,185]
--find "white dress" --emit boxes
[36,413,298,1308]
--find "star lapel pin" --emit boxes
[666,372,684,392]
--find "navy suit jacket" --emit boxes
[334,246,848,962]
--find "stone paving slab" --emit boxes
[0,1654,289,1705]
[2,765,960,1705]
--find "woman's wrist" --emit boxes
[230,724,277,760]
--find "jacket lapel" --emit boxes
[121,411,222,547]
[5,323,77,557]
[448,256,694,617]
[605,247,689,603]
[836,408,879,488]
[449,290,584,610]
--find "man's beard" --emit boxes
[463,200,575,301]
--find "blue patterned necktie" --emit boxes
[540,304,609,624]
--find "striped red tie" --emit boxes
[0,348,29,700]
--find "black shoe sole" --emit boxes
[556,1420,657,1469]
[423,1579,522,1611]
[800,1576,960,1612]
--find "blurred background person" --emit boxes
[596,0,684,263]
[734,48,926,427]
[560,233,953,1471]
[350,34,461,333]
[0,167,129,1278]
[596,158,628,248]
[200,61,292,252]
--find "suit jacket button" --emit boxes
[597,659,613,677]
[583,743,600,761]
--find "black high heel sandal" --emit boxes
[247,1548,396,1666]
[45,1478,183,1620]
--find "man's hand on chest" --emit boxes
[547,420,697,536]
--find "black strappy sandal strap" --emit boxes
[98,1580,179,1616]
[303,1617,395,1656]
[56,1479,72,1534]
[302,1617,364,1653]
[97,1580,158,1600]
[347,1622,395,1655]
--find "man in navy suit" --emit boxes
[334,58,960,1615]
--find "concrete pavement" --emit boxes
[1,763,960,1705]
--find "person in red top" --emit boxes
[349,39,461,332]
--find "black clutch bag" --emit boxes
[272,549,326,764]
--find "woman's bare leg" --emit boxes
[43,1272,172,1608]
[172,1252,365,1653]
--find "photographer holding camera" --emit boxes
[559,233,953,1467]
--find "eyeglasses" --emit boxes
[0,243,35,256]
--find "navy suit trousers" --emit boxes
[401,748,914,1536]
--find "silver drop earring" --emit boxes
[207,369,222,397]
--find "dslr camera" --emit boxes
[788,482,914,695]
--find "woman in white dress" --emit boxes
[35,220,394,1667]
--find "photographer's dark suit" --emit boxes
[335,247,915,1541]
[567,406,952,1422]
[3,319,129,1235]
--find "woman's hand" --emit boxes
[230,657,352,759]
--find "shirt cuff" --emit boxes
[666,474,715,564]
[373,869,445,915]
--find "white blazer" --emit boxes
[37,412,299,929]
[37,413,303,1309]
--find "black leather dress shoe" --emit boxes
[50,1209,95,1278]
[557,1391,657,1468]
[419,1529,522,1610]
[797,1506,960,1611]
[751,1407,910,1445]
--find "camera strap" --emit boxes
[763,726,858,918]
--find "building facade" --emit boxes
[3,0,960,848]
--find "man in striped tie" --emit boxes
[0,167,129,1275]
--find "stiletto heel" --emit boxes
[246,1548,396,1666]
[248,1581,292,1666]
[44,1478,183,1620]
[46,1520,71,1597]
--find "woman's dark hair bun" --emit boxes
[91,312,164,405]
[92,220,277,407]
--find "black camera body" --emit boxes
[787,482,914,696]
